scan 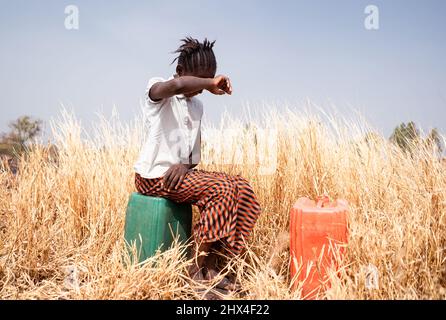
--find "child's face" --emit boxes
[180,69,216,98]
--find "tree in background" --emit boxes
[390,121,444,157]
[389,121,420,153]
[0,115,43,156]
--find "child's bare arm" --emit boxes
[149,75,232,102]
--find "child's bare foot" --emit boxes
[189,267,230,300]
[188,265,206,283]
[204,268,242,292]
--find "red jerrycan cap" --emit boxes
[316,195,330,208]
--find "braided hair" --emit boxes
[171,36,217,77]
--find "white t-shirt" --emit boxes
[134,75,203,179]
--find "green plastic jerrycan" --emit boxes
[124,192,193,263]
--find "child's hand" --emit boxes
[162,164,190,191]
[206,75,232,95]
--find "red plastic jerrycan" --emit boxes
[290,196,348,299]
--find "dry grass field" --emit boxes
[0,106,445,299]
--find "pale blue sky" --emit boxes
[1,0,445,140]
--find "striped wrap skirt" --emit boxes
[134,169,261,256]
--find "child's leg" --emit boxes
[224,174,261,254]
[196,172,261,256]
[201,174,261,291]
[188,241,213,281]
